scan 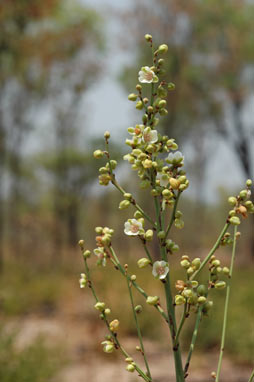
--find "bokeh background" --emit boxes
[0,0,253,381]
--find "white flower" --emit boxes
[142,127,158,144]
[166,151,184,165]
[156,172,169,187]
[152,260,169,280]
[94,247,107,266]
[124,219,143,236]
[79,273,87,288]
[138,66,159,83]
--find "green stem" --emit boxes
[126,273,152,379]
[111,178,155,227]
[174,303,187,347]
[109,246,168,322]
[153,195,184,382]
[190,222,230,281]
[165,191,181,238]
[142,240,153,262]
[216,225,237,382]
[184,306,202,377]
[82,256,150,382]
[248,368,254,382]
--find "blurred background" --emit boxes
[0,0,253,381]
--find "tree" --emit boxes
[0,0,103,267]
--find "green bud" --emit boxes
[158,100,167,108]
[191,280,199,288]
[130,274,136,281]
[162,189,173,199]
[128,93,137,101]
[182,289,193,298]
[157,85,167,98]
[140,180,150,189]
[94,302,105,312]
[212,259,221,267]
[158,44,168,54]
[239,190,247,199]
[124,193,132,200]
[145,34,152,42]
[192,258,201,270]
[145,229,154,241]
[158,58,164,65]
[104,308,111,315]
[135,305,143,314]
[119,200,130,210]
[126,364,135,373]
[202,301,213,314]
[215,281,226,290]
[125,357,133,363]
[180,259,190,269]
[175,219,184,229]
[136,101,143,110]
[197,285,208,297]
[157,231,166,239]
[187,266,195,275]
[175,295,186,305]
[104,131,110,139]
[168,82,175,90]
[83,250,91,259]
[223,267,230,276]
[229,209,236,217]
[197,296,207,304]
[101,234,111,246]
[137,258,151,269]
[95,226,103,234]
[93,150,104,159]
[229,216,241,225]
[146,296,159,305]
[246,179,252,187]
[159,108,168,116]
[134,211,143,219]
[228,196,237,206]
[110,160,117,169]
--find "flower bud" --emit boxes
[109,319,120,332]
[143,159,153,168]
[134,211,143,219]
[136,101,143,110]
[175,295,186,305]
[125,357,133,363]
[145,34,152,42]
[170,178,180,189]
[104,131,110,140]
[157,86,167,97]
[197,296,207,304]
[187,266,195,275]
[146,296,159,305]
[182,289,193,298]
[158,44,168,54]
[128,93,138,101]
[145,229,154,241]
[175,219,184,229]
[175,280,185,292]
[93,150,104,159]
[246,179,252,187]
[223,267,230,276]
[197,285,208,296]
[180,259,190,269]
[94,302,105,312]
[119,200,130,210]
[158,100,167,108]
[126,364,135,373]
[228,196,237,206]
[212,259,221,267]
[78,239,85,249]
[229,216,241,225]
[83,250,91,259]
[240,189,248,199]
[215,281,226,289]
[192,258,201,269]
[105,308,111,315]
[168,82,175,90]
[137,258,151,268]
[162,189,173,199]
[203,300,213,314]
[101,234,111,246]
[159,108,168,116]
[157,230,166,239]
[135,305,143,314]
[101,340,114,353]
[130,274,136,281]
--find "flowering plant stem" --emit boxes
[154,195,185,382]
[184,306,202,377]
[190,222,230,281]
[215,225,237,382]
[248,369,254,382]
[125,270,152,379]
[82,254,151,382]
